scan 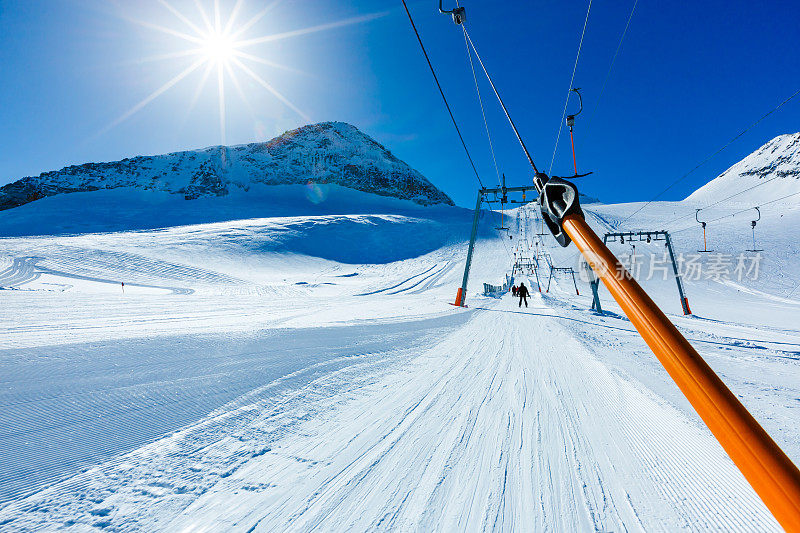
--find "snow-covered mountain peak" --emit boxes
[686,132,800,205]
[0,122,454,211]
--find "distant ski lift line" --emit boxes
[671,189,800,233]
[661,174,782,230]
[620,86,800,227]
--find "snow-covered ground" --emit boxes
[0,184,798,531]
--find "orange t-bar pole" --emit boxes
[569,127,578,175]
[562,213,800,531]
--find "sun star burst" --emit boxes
[101,1,389,143]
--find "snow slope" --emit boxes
[0,184,465,239]
[687,132,800,204]
[0,140,799,530]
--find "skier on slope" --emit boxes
[517,282,529,308]
[512,285,517,297]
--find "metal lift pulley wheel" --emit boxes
[439,1,466,24]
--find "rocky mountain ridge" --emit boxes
[0,122,454,211]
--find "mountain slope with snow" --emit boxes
[0,184,468,239]
[686,132,800,205]
[0,135,798,531]
[0,122,453,211]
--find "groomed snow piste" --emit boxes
[0,177,798,531]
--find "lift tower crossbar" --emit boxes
[603,230,691,315]
[454,184,540,307]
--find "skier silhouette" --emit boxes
[518,282,529,308]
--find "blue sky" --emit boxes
[1,0,798,207]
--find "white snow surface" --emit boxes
[687,132,800,205]
[0,180,799,530]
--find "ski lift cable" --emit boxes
[703,190,800,224]
[547,0,594,175]
[455,0,501,185]
[462,28,539,174]
[459,23,502,186]
[619,86,800,227]
[402,1,515,267]
[661,174,782,230]
[400,0,485,189]
[585,0,638,134]
[670,189,800,234]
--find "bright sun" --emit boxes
[201,32,236,62]
[103,1,389,144]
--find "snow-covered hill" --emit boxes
[0,122,453,211]
[0,133,798,531]
[1,197,797,531]
[0,185,469,239]
[687,132,800,204]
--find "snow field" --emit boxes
[0,195,797,531]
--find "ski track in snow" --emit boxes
[0,315,468,506]
[0,203,797,531]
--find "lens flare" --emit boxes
[101,1,390,143]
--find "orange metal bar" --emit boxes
[569,127,578,175]
[562,213,800,531]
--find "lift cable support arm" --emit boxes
[566,88,583,176]
[439,0,466,24]
[747,206,763,252]
[695,209,713,252]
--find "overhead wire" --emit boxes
[661,174,782,230]
[619,86,800,227]
[455,0,501,187]
[400,0,485,189]
[586,0,638,133]
[457,12,513,248]
[463,28,539,174]
[670,189,800,233]
[401,0,520,271]
[460,26,501,186]
[548,0,594,175]
[400,1,517,261]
